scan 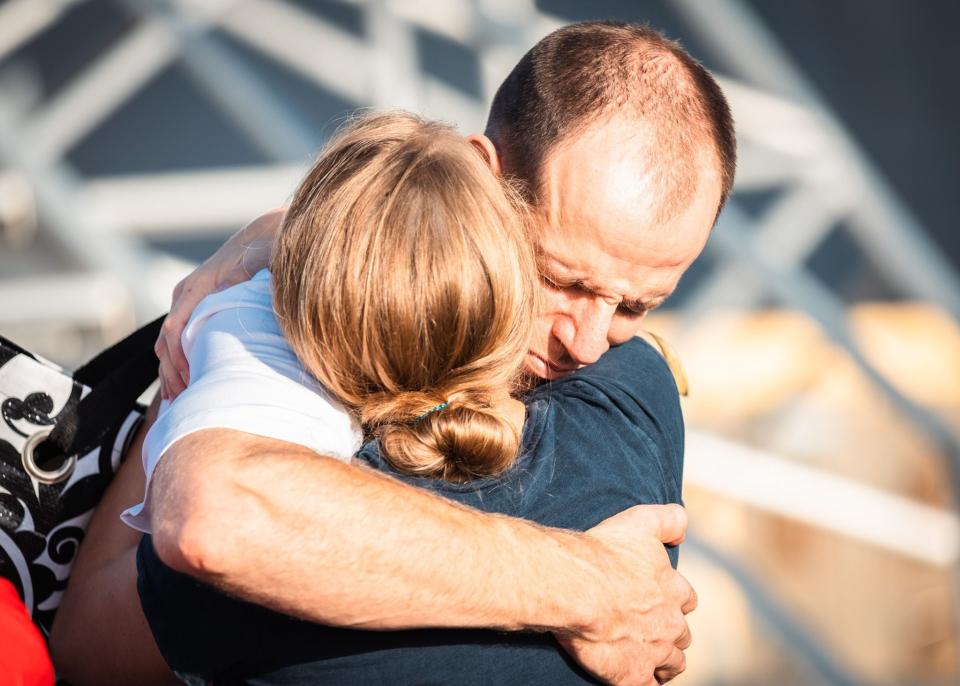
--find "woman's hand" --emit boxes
[155,208,285,399]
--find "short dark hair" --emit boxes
[485,21,736,219]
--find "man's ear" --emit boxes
[467,134,502,176]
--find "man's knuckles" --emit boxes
[654,656,685,684]
[680,579,698,614]
[675,622,692,650]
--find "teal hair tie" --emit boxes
[415,401,449,422]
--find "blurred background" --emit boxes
[0,0,957,683]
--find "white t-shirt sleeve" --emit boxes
[121,269,362,533]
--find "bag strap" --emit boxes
[46,317,164,458]
[73,316,164,387]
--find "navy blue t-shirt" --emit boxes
[136,337,685,685]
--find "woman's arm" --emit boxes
[49,396,179,686]
[156,208,284,399]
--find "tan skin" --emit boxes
[54,116,719,686]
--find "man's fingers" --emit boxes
[167,325,190,387]
[154,337,169,400]
[654,504,687,545]
[170,279,184,306]
[158,354,185,400]
[675,620,692,650]
[157,369,168,401]
[160,316,190,374]
[624,503,687,546]
[589,503,688,548]
[680,575,697,614]
[653,647,686,684]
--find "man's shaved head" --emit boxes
[477,21,735,380]
[485,21,735,222]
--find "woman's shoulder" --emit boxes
[182,269,277,343]
[529,336,681,424]
[524,336,684,485]
[148,267,361,467]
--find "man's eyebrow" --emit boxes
[538,261,579,284]
[544,261,670,311]
[620,295,667,312]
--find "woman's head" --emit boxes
[271,111,536,482]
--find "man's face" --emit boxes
[523,116,722,380]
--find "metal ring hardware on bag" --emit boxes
[0,316,162,636]
[21,427,76,485]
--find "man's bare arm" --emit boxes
[150,429,695,685]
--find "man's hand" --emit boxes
[559,504,696,686]
[156,208,285,399]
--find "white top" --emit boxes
[122,269,362,533]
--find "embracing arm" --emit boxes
[155,208,284,399]
[150,429,693,685]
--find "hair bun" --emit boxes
[373,395,521,482]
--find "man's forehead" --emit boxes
[534,110,722,249]
[531,142,721,309]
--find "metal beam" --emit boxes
[367,0,421,111]
[686,430,960,567]
[709,203,960,494]
[83,164,304,235]
[0,97,165,319]
[123,0,318,162]
[673,0,960,318]
[686,535,872,686]
[27,18,180,162]
[0,272,131,330]
[683,177,851,315]
[220,0,370,104]
[0,0,73,61]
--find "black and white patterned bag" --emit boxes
[0,319,161,635]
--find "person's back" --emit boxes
[136,330,683,684]
[122,110,539,536]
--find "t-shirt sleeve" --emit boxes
[121,272,362,533]
[531,337,685,555]
[562,336,685,477]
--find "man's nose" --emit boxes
[554,301,613,366]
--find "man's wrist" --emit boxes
[498,519,608,639]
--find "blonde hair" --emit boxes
[271,111,536,482]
